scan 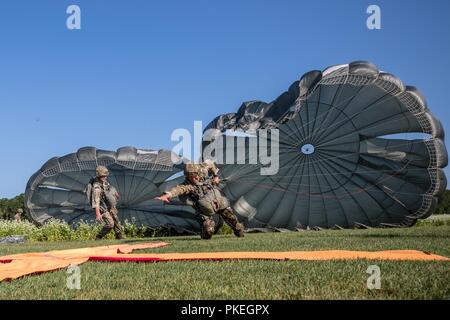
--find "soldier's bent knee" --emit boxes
[201,230,213,240]
[203,219,215,232]
[201,219,215,239]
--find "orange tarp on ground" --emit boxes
[90,250,450,263]
[0,242,169,282]
[1,243,449,282]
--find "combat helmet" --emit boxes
[96,166,109,177]
[184,163,203,177]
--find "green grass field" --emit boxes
[1,225,449,300]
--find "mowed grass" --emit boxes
[0,226,449,300]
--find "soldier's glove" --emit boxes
[212,176,220,185]
[155,194,171,204]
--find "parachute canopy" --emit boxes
[204,61,448,229]
[25,61,448,231]
[25,147,203,233]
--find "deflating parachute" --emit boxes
[25,147,203,233]
[204,61,448,229]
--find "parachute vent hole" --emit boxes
[300,144,315,155]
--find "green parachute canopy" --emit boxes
[25,61,448,231]
[24,147,206,233]
[203,61,448,229]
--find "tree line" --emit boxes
[435,190,450,214]
[0,194,25,220]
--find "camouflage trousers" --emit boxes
[201,207,244,239]
[97,208,123,239]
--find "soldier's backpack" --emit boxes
[83,178,96,207]
[83,178,118,210]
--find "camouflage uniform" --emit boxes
[165,160,244,239]
[92,167,123,240]
[14,209,23,222]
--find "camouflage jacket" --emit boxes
[92,180,118,213]
[165,160,219,198]
[164,161,229,215]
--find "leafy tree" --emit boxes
[0,194,25,220]
[435,190,450,214]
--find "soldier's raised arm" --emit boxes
[155,183,195,203]
[203,159,220,185]
[203,159,219,177]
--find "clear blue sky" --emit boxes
[1,0,449,198]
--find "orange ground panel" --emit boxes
[1,243,449,282]
[90,250,450,262]
[0,242,169,282]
